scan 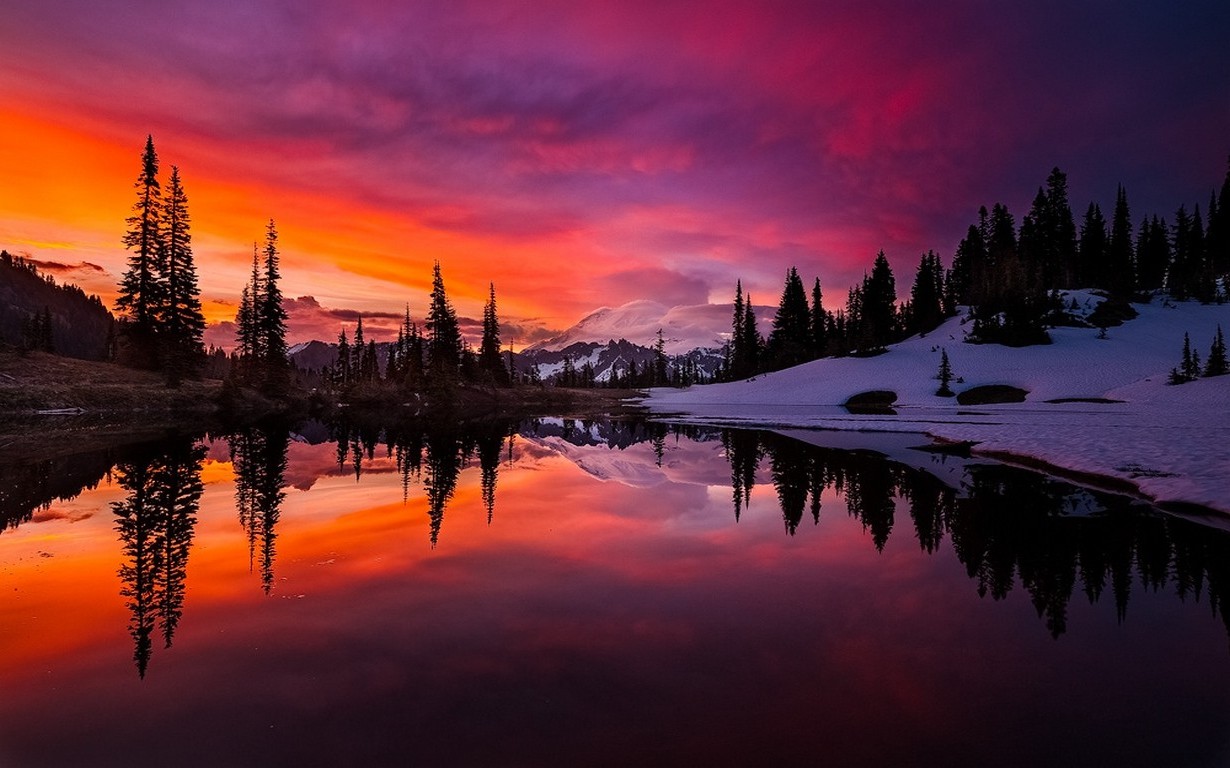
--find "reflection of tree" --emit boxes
[0,448,115,534]
[722,429,761,522]
[424,429,463,548]
[720,427,1230,644]
[112,438,204,678]
[229,424,289,595]
[475,427,503,525]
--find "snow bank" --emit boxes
[647,294,1230,514]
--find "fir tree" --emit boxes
[766,267,812,371]
[426,262,462,385]
[1078,202,1108,289]
[729,280,747,378]
[335,328,351,388]
[352,317,365,382]
[909,251,945,335]
[157,166,205,386]
[653,328,668,386]
[257,220,289,394]
[1205,325,1228,377]
[1107,185,1135,297]
[810,277,827,359]
[116,135,164,366]
[478,282,509,385]
[935,348,954,397]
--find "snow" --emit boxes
[529,300,773,356]
[647,293,1230,514]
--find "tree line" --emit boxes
[723,161,1230,379]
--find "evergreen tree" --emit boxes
[1208,157,1230,279]
[426,262,462,385]
[729,280,748,378]
[257,220,289,393]
[858,251,897,352]
[233,245,263,384]
[741,294,762,374]
[766,267,812,370]
[352,317,366,382]
[157,166,205,386]
[116,135,165,366]
[810,277,827,359]
[335,328,351,388]
[1136,215,1170,291]
[478,282,509,385]
[653,328,668,385]
[949,223,985,306]
[908,251,945,335]
[936,348,954,397]
[1107,185,1135,296]
[1205,325,1228,377]
[1078,202,1108,289]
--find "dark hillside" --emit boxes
[0,250,114,359]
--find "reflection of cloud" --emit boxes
[31,508,94,524]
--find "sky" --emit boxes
[1,0,1228,346]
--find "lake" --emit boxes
[1,417,1228,767]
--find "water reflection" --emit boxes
[111,438,204,677]
[729,430,1230,642]
[229,424,290,594]
[3,418,1230,676]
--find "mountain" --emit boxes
[527,299,773,356]
[515,339,725,384]
[0,250,114,360]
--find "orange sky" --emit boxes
[1,2,1227,347]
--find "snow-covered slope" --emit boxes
[648,293,1230,514]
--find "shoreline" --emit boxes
[644,404,1230,521]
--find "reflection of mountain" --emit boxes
[112,438,205,678]
[727,429,1230,643]
[519,420,733,490]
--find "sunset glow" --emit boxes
[1,1,1227,345]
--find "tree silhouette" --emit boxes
[112,437,205,677]
[157,165,205,386]
[116,135,164,367]
[229,424,290,594]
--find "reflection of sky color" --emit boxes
[1,2,1228,343]
[0,431,1228,765]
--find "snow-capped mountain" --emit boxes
[527,300,772,356]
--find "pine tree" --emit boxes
[478,282,509,386]
[352,317,365,382]
[741,293,761,374]
[116,135,165,366]
[730,280,747,378]
[1107,185,1135,296]
[1136,215,1170,291]
[935,348,954,396]
[426,262,462,385]
[909,251,945,335]
[653,328,668,385]
[1205,325,1228,377]
[1078,202,1108,289]
[335,328,351,388]
[810,277,826,359]
[158,166,205,386]
[257,220,289,393]
[766,267,812,371]
[857,251,897,353]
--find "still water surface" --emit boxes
[1,418,1228,767]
